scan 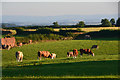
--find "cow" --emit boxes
[84,35,91,40]
[15,51,23,62]
[51,53,57,59]
[91,45,99,49]
[38,51,52,60]
[1,37,16,50]
[67,52,73,57]
[73,49,78,58]
[80,49,94,56]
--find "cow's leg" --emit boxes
[18,57,20,62]
[69,55,70,57]
[92,53,94,56]
[20,57,23,62]
[52,57,53,59]
[80,52,83,57]
[74,56,76,58]
[73,56,75,58]
[7,45,11,50]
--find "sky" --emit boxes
[2,2,118,16]
[1,1,119,25]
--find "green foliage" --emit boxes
[77,28,82,31]
[36,28,54,34]
[76,21,85,27]
[110,18,115,25]
[116,17,120,26]
[27,33,64,41]
[101,19,112,27]
[14,27,25,34]
[53,21,59,27]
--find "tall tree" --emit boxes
[101,18,112,27]
[116,18,120,26]
[110,18,115,25]
[53,21,59,27]
[76,21,85,27]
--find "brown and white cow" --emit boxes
[38,51,52,60]
[67,52,73,57]
[80,49,94,56]
[15,51,23,62]
[73,49,78,58]
[51,53,57,59]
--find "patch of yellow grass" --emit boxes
[54,27,119,32]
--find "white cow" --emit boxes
[16,51,23,62]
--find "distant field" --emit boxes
[54,27,119,32]
[2,40,119,79]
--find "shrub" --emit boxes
[36,28,54,34]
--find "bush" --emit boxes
[36,28,54,34]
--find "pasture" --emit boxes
[53,27,119,32]
[2,40,119,79]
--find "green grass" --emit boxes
[2,40,119,79]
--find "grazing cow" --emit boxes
[67,52,73,57]
[16,51,23,62]
[73,49,78,58]
[51,53,57,59]
[84,35,91,40]
[91,45,99,49]
[38,51,52,60]
[80,49,94,56]
[1,37,16,50]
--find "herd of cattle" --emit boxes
[16,45,98,62]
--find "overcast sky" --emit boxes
[2,2,118,16]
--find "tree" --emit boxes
[116,18,120,26]
[110,18,115,26]
[101,18,112,27]
[76,21,85,27]
[53,21,59,27]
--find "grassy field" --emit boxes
[2,40,119,79]
[54,27,119,32]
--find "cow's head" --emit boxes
[51,53,56,59]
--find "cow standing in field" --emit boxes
[73,49,78,58]
[67,52,73,57]
[80,49,94,56]
[91,45,99,49]
[38,51,52,60]
[16,51,23,62]
[1,37,16,50]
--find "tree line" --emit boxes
[53,18,120,27]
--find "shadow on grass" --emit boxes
[2,60,119,78]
